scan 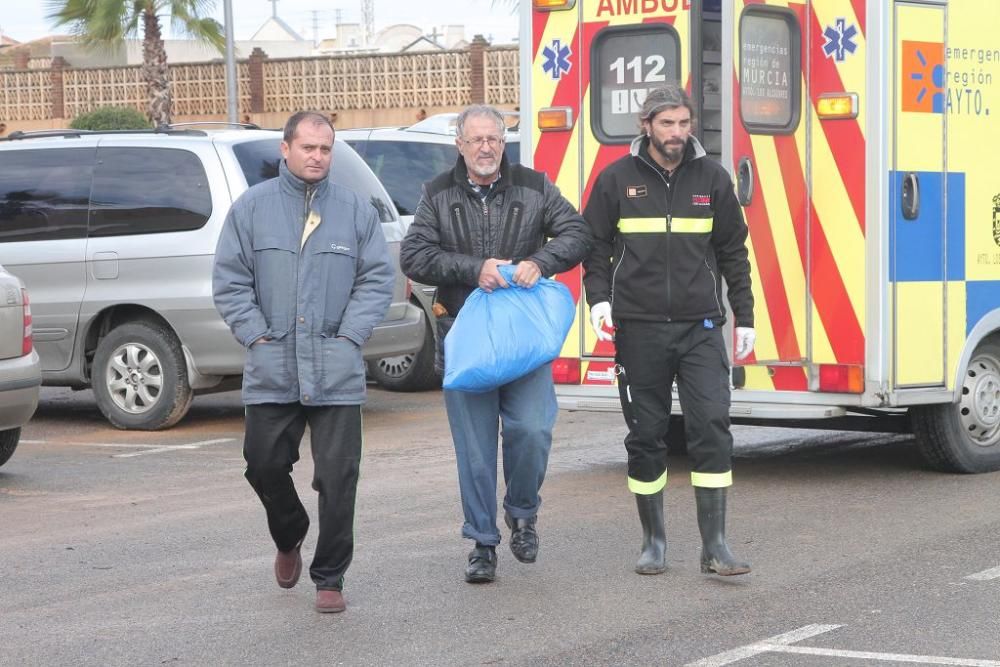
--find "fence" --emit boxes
[0,39,518,125]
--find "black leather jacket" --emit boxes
[401,154,591,318]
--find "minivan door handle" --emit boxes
[91,251,119,280]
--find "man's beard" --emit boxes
[650,135,685,163]
[468,158,499,178]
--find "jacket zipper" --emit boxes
[610,252,626,305]
[705,259,724,317]
[637,154,681,321]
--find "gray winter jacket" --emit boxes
[213,160,394,405]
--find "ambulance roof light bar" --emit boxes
[533,0,575,10]
[538,106,573,132]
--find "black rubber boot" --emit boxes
[634,491,666,574]
[694,487,751,576]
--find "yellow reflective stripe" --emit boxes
[690,471,732,488]
[628,471,667,494]
[618,217,666,234]
[671,217,713,233]
[617,217,712,234]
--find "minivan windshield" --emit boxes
[232,138,397,223]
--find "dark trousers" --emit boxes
[615,319,733,491]
[243,403,362,591]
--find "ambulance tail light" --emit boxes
[817,93,859,120]
[537,107,573,132]
[552,357,581,384]
[533,0,576,11]
[817,364,864,394]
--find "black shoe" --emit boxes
[464,544,497,583]
[504,511,539,563]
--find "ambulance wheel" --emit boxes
[911,339,1000,473]
[666,416,688,456]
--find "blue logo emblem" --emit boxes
[542,39,572,81]
[822,18,858,62]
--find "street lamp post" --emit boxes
[224,0,238,123]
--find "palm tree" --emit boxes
[46,1,225,126]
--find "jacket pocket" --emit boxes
[243,337,290,395]
[313,243,358,334]
[252,236,297,335]
[319,336,365,396]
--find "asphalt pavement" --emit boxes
[1,387,998,666]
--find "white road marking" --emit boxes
[757,644,1000,666]
[112,439,235,457]
[688,624,1000,667]
[685,624,842,666]
[21,438,235,457]
[965,565,1000,581]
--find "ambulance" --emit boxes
[518,0,1000,473]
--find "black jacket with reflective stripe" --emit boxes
[582,136,754,328]
[401,154,591,318]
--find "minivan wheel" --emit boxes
[0,428,20,467]
[369,316,440,392]
[92,320,194,430]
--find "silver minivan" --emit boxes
[0,127,424,430]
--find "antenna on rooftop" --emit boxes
[361,0,374,45]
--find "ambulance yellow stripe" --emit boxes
[809,102,866,331]
[530,9,579,154]
[749,133,808,359]
[812,0,867,138]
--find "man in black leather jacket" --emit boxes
[401,104,590,584]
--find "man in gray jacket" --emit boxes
[401,104,590,584]
[213,111,394,613]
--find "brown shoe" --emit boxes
[274,538,304,589]
[315,589,346,613]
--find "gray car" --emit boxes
[0,127,424,430]
[0,263,41,467]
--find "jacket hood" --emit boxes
[279,159,331,199]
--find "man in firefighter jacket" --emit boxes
[583,84,756,576]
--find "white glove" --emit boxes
[589,301,614,341]
[734,326,756,361]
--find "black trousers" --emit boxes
[615,319,734,491]
[243,403,362,591]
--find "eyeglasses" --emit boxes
[460,136,504,149]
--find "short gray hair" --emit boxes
[455,104,505,139]
[639,84,694,122]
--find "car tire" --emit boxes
[911,338,1000,473]
[369,315,441,392]
[92,320,194,430]
[0,428,20,467]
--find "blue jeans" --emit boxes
[443,362,558,546]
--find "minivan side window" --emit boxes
[89,147,212,237]
[232,138,397,223]
[0,148,94,242]
[346,140,457,216]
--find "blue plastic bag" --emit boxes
[443,264,575,392]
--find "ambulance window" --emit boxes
[739,7,801,134]
[590,24,681,144]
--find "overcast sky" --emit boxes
[1,0,520,45]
